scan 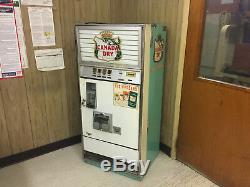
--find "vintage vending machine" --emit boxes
[76,24,167,177]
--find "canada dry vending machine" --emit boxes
[76,24,167,177]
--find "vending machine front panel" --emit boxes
[80,78,141,150]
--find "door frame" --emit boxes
[170,0,191,158]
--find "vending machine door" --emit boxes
[80,78,140,150]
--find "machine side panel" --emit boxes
[147,25,167,162]
[140,25,151,161]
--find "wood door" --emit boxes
[177,0,250,186]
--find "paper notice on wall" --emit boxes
[0,0,12,4]
[21,0,53,6]
[34,48,65,71]
[14,0,29,68]
[0,4,23,79]
[221,0,234,4]
[113,83,139,109]
[28,7,55,47]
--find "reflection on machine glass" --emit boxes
[199,0,250,88]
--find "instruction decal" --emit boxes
[113,83,139,109]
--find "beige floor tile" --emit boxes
[0,144,217,187]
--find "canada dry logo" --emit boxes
[94,31,122,62]
[154,35,164,62]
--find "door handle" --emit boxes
[81,98,86,107]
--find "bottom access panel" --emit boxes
[83,136,139,161]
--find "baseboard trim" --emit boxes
[0,135,81,168]
[160,143,171,157]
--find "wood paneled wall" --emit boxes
[0,0,185,158]
[0,0,81,158]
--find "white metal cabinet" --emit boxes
[80,78,140,150]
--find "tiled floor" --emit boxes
[0,144,217,187]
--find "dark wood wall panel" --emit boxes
[0,79,34,154]
[74,0,111,23]
[21,6,50,148]
[75,0,97,23]
[110,0,138,23]
[0,95,12,157]
[95,0,111,22]
[59,0,81,136]
[43,0,70,143]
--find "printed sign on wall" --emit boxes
[113,83,139,109]
[28,7,55,47]
[21,0,53,6]
[14,0,29,68]
[0,2,23,79]
[221,0,234,4]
